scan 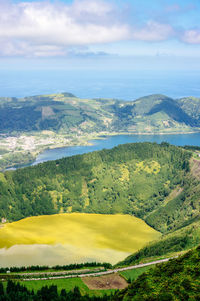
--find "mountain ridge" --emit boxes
[0,92,200,133]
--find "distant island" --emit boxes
[0,92,200,170]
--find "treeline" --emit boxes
[0,151,34,171]
[0,262,112,274]
[0,281,111,301]
[0,142,191,234]
[184,145,200,151]
[114,245,200,300]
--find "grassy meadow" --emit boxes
[17,278,115,297]
[120,265,155,282]
[0,213,160,267]
[19,278,89,295]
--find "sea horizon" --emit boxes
[0,69,200,100]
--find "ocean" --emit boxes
[0,69,200,100]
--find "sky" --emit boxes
[0,0,200,70]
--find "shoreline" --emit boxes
[3,129,200,171]
[27,128,200,153]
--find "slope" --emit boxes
[0,142,190,224]
[0,93,200,134]
[118,147,200,266]
[114,245,200,300]
[0,93,114,133]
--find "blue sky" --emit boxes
[1,0,200,70]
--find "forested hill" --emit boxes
[114,245,200,300]
[0,93,200,134]
[0,142,192,228]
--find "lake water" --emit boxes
[33,133,200,166]
[0,213,160,267]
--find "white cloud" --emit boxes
[131,21,174,42]
[0,0,198,57]
[181,29,200,44]
[0,0,131,56]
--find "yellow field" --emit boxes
[0,213,160,267]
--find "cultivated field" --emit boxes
[0,213,160,267]
[82,274,128,290]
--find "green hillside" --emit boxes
[177,96,200,125]
[0,93,200,134]
[0,93,113,133]
[0,142,190,222]
[118,219,200,266]
[114,245,200,300]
